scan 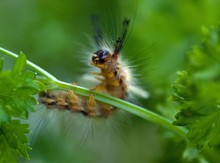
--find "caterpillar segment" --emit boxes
[39,18,130,117]
[39,90,116,117]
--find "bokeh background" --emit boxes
[1,0,220,162]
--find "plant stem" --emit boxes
[0,47,187,139]
[0,48,57,81]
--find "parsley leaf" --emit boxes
[0,53,45,119]
[172,26,220,149]
[0,53,45,161]
[0,120,31,161]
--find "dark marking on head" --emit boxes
[92,49,110,64]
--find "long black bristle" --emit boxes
[113,18,130,54]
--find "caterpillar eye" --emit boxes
[92,49,110,64]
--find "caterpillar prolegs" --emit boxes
[39,18,147,117]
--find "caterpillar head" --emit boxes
[92,49,113,68]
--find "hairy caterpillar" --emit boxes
[39,16,148,118]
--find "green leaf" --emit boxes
[172,26,220,149]
[0,55,45,119]
[0,120,31,161]
[0,53,45,162]
[0,107,10,122]
[187,108,220,148]
[0,136,17,163]
[183,147,208,163]
[11,52,26,78]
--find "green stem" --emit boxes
[0,47,187,139]
[0,48,57,81]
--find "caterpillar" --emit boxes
[39,16,148,118]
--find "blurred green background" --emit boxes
[1,0,220,162]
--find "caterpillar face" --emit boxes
[92,49,111,67]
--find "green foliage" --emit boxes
[172,26,220,149]
[1,0,220,162]
[0,120,31,163]
[0,53,45,119]
[0,54,45,162]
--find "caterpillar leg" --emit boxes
[66,90,81,112]
[100,104,116,117]
[89,85,117,117]
[91,72,102,76]
[87,94,116,117]
[87,94,97,117]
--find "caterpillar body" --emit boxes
[39,17,148,117]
